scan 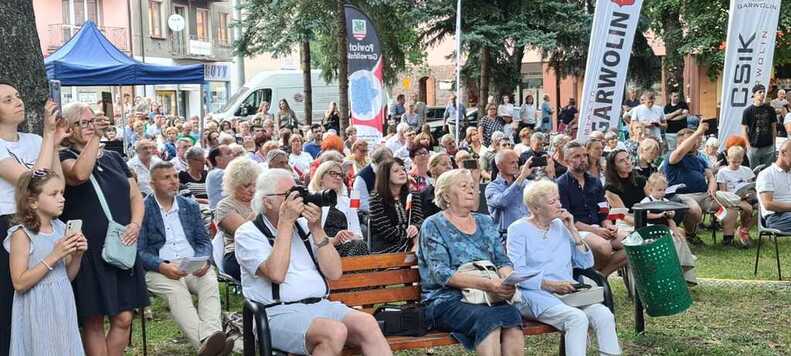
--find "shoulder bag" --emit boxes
[89,175,137,270]
[456,260,521,306]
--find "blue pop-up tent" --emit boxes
[44,21,204,86]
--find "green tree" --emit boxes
[0,0,47,133]
[237,0,422,130]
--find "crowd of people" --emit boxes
[1,77,791,356]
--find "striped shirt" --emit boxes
[369,191,424,254]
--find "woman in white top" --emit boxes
[497,95,514,118]
[287,134,313,175]
[309,161,368,256]
[519,93,538,130]
[0,81,67,354]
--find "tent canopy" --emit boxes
[44,21,205,86]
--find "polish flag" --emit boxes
[715,204,728,221]
[598,201,610,215]
[350,190,361,209]
[405,193,413,211]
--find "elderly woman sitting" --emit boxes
[215,157,261,280]
[419,169,524,356]
[507,180,621,356]
[309,161,369,256]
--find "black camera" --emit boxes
[289,185,337,207]
[529,155,548,168]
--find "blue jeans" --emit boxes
[765,212,791,232]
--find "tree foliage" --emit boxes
[0,0,47,134]
[237,0,423,86]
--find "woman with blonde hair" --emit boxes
[509,180,620,356]
[309,161,368,256]
[215,157,261,280]
[419,169,524,356]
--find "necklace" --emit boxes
[529,217,551,239]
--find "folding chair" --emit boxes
[754,202,790,280]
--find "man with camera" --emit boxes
[234,168,391,356]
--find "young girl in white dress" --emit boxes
[4,169,87,355]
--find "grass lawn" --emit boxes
[127,228,791,355]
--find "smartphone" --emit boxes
[48,80,62,119]
[571,283,592,290]
[65,219,83,237]
[529,155,548,168]
[462,159,479,170]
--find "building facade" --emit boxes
[35,0,234,120]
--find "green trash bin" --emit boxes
[624,225,692,317]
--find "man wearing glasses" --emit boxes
[234,169,392,355]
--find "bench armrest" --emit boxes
[243,299,274,356]
[573,267,614,313]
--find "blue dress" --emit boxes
[418,213,522,349]
[4,221,84,355]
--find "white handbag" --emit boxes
[457,260,521,306]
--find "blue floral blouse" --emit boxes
[418,213,512,305]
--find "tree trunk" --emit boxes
[0,0,47,134]
[336,0,350,133]
[661,8,684,102]
[301,36,313,126]
[479,46,490,108]
[511,45,525,101]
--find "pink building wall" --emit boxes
[33,0,130,56]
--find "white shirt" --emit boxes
[155,197,196,261]
[519,104,537,124]
[352,175,371,213]
[716,165,755,193]
[629,105,665,126]
[289,151,314,174]
[0,133,42,215]
[756,163,791,217]
[128,156,160,196]
[322,196,363,237]
[234,217,326,304]
[385,135,405,154]
[498,103,514,117]
[170,157,187,172]
[783,112,791,126]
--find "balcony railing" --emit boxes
[48,24,129,53]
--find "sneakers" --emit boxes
[737,227,752,249]
[721,235,734,246]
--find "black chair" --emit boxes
[755,203,790,280]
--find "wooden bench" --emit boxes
[243,252,613,355]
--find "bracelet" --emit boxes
[40,260,53,271]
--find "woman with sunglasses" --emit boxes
[0,81,67,355]
[408,144,431,193]
[309,161,369,256]
[59,102,149,356]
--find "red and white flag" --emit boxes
[405,193,413,211]
[715,204,728,222]
[350,190,361,209]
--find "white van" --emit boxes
[213,70,338,124]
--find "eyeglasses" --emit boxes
[264,192,289,197]
[76,119,95,128]
[326,171,344,179]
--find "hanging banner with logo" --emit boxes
[576,0,644,143]
[345,5,384,145]
[717,0,781,149]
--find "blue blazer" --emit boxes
[137,195,212,272]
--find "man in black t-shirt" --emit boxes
[558,98,578,135]
[664,92,689,151]
[741,84,778,169]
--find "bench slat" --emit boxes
[329,286,420,307]
[329,269,419,290]
[340,253,417,272]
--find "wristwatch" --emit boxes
[315,237,332,248]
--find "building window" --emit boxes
[196,9,209,41]
[148,0,163,38]
[62,0,101,26]
[218,13,230,45]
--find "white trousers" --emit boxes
[146,268,222,349]
[534,303,622,356]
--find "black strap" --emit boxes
[252,214,329,304]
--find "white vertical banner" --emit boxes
[576,0,644,143]
[455,0,462,144]
[717,0,781,149]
